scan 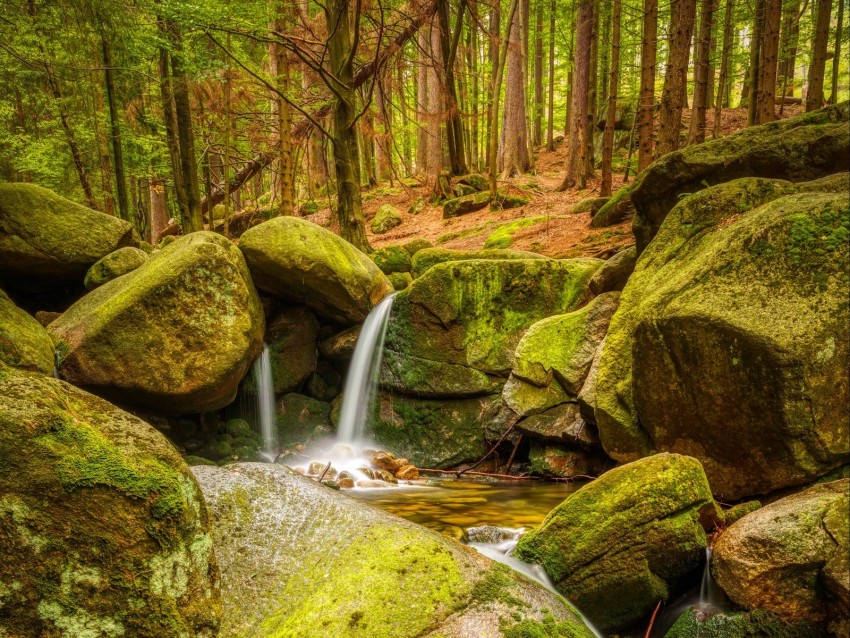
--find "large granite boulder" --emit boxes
[514,453,722,632]
[192,462,597,638]
[49,232,264,415]
[713,480,849,636]
[0,183,138,290]
[595,176,850,499]
[84,246,149,290]
[239,216,393,324]
[0,289,54,374]
[411,248,547,278]
[0,366,221,637]
[264,307,319,394]
[626,102,850,252]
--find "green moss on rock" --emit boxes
[663,608,823,638]
[371,204,404,234]
[411,248,547,278]
[0,289,54,374]
[83,247,149,290]
[484,218,546,249]
[372,245,413,274]
[388,271,413,291]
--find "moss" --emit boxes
[443,191,491,218]
[471,564,527,609]
[411,247,547,278]
[83,247,149,290]
[484,218,547,249]
[388,271,413,291]
[0,289,55,374]
[372,245,412,274]
[665,607,824,637]
[436,221,499,245]
[371,204,404,234]
[407,197,427,215]
[501,612,593,638]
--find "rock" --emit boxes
[713,480,849,634]
[138,240,154,253]
[395,465,419,480]
[0,289,54,374]
[629,102,850,252]
[516,403,600,448]
[371,204,404,234]
[577,340,604,425]
[464,525,518,544]
[371,245,412,274]
[407,197,426,215]
[0,183,138,290]
[193,463,596,638]
[388,271,413,290]
[381,349,501,399]
[318,325,360,361]
[401,237,433,255]
[49,232,264,415]
[276,393,331,449]
[411,247,547,278]
[264,307,319,394]
[239,216,393,325]
[502,373,569,416]
[386,259,601,380]
[456,174,489,192]
[83,246,149,290]
[528,441,611,478]
[497,192,530,210]
[35,310,62,327]
[483,217,545,249]
[514,453,722,632]
[588,246,637,294]
[572,196,610,215]
[663,608,823,638]
[369,450,404,472]
[595,177,850,499]
[442,191,490,218]
[0,367,221,637]
[722,500,761,525]
[368,392,497,468]
[306,360,341,401]
[591,185,636,228]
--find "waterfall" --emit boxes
[699,547,728,609]
[336,293,396,444]
[253,344,278,460]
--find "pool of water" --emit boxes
[347,477,584,540]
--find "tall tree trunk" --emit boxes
[656,0,697,157]
[426,15,447,196]
[468,5,481,170]
[486,0,500,169]
[688,0,718,143]
[807,0,833,110]
[747,0,765,124]
[488,0,521,197]
[499,0,532,177]
[375,79,393,181]
[756,0,781,122]
[584,0,599,179]
[601,0,621,196]
[778,0,803,98]
[92,64,115,216]
[150,178,169,244]
[167,21,203,232]
[437,0,467,175]
[416,26,430,174]
[397,56,413,174]
[533,0,544,146]
[829,0,844,102]
[101,34,130,223]
[714,0,734,136]
[272,15,295,215]
[638,0,658,172]
[546,0,556,150]
[558,0,592,189]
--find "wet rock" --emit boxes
[516,403,600,448]
[318,325,360,361]
[0,289,54,374]
[514,453,722,632]
[369,450,404,472]
[0,367,221,637]
[411,247,547,278]
[527,441,612,478]
[588,246,637,294]
[306,360,341,401]
[338,477,355,489]
[239,216,393,325]
[276,393,331,449]
[263,307,319,394]
[83,246,149,290]
[388,271,413,291]
[663,607,823,638]
[464,525,518,544]
[371,204,404,234]
[395,465,419,481]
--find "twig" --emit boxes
[551,474,597,482]
[644,600,662,638]
[317,462,332,482]
[418,468,537,480]
[457,421,518,477]
[504,434,523,474]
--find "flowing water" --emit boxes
[336,293,396,445]
[252,344,278,460]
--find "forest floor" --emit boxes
[308,105,805,259]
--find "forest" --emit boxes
[0,0,846,249]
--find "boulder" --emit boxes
[595,177,850,499]
[0,367,221,637]
[456,174,489,192]
[664,608,823,638]
[264,307,319,394]
[628,102,850,252]
[371,245,412,274]
[591,185,635,228]
[318,325,360,361]
[193,462,596,638]
[572,196,610,215]
[442,191,490,218]
[515,402,600,448]
[411,247,547,278]
[388,271,413,291]
[276,393,331,449]
[401,237,433,255]
[49,232,264,415]
[83,246,149,290]
[514,453,722,632]
[371,204,403,234]
[713,479,849,635]
[0,289,54,374]
[0,183,138,289]
[381,349,501,399]
[577,340,604,425]
[528,442,611,479]
[588,246,637,294]
[239,216,393,324]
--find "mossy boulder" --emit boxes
[514,453,722,632]
[595,176,850,499]
[388,271,413,291]
[588,246,637,294]
[193,463,596,638]
[628,102,850,252]
[572,196,610,215]
[381,350,502,399]
[577,340,604,425]
[265,307,319,394]
[372,245,412,274]
[516,402,600,448]
[49,232,264,415]
[239,216,393,324]
[713,479,849,635]
[318,325,359,361]
[664,608,823,638]
[84,246,149,291]
[442,191,490,218]
[385,259,601,398]
[407,197,426,215]
[528,441,612,479]
[0,183,138,290]
[0,366,221,637]
[401,237,433,255]
[456,174,489,192]
[371,204,404,234]
[276,393,331,449]
[483,217,545,249]
[591,185,635,228]
[411,247,546,278]
[0,289,54,374]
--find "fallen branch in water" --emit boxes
[317,462,332,482]
[551,474,597,482]
[418,468,538,480]
[457,420,518,477]
[644,600,662,638]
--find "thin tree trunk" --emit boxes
[533,0,544,146]
[714,0,734,136]
[638,0,658,172]
[489,0,521,197]
[546,0,556,150]
[150,178,169,244]
[829,0,844,102]
[656,0,697,157]
[601,0,621,196]
[101,34,130,223]
[558,0,592,189]
[486,0,501,169]
[747,0,765,124]
[375,79,393,181]
[807,0,833,110]
[426,15,446,196]
[499,0,532,176]
[778,0,803,98]
[584,0,599,179]
[688,0,718,143]
[417,26,430,174]
[92,62,115,216]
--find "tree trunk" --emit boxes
[91,62,115,216]
[426,15,447,196]
[807,0,833,110]
[558,0,592,189]
[778,0,803,98]
[638,0,658,172]
[601,0,621,196]
[272,15,295,215]
[489,0,521,198]
[546,0,556,150]
[437,0,467,175]
[756,0,781,122]
[499,0,532,177]
[150,178,169,244]
[688,0,718,143]
[417,26,431,174]
[714,0,734,136]
[584,0,599,179]
[533,0,544,146]
[656,0,697,158]
[101,34,130,223]
[375,79,394,181]
[829,0,844,102]
[747,0,765,124]
[486,0,500,169]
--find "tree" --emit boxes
[558,0,592,189]
[498,0,532,177]
[688,0,718,143]
[807,0,834,110]
[655,0,697,158]
[488,0,520,197]
[638,0,658,172]
[600,0,621,196]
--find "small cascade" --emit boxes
[698,546,728,609]
[252,344,278,460]
[336,293,396,445]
